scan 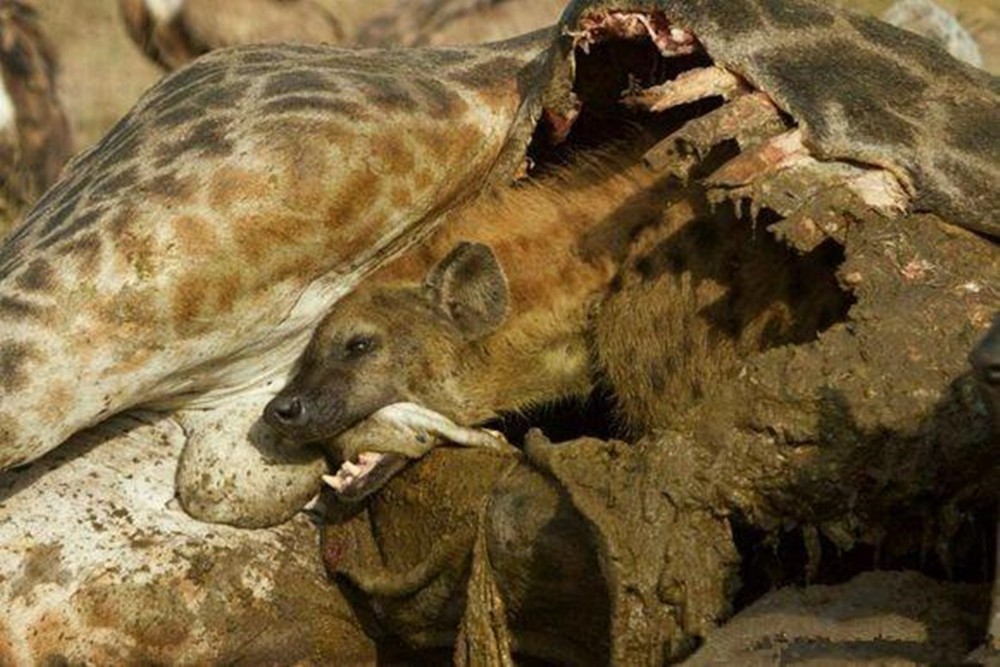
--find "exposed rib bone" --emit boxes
[705,128,812,187]
[707,128,908,215]
[623,66,747,113]
[763,181,866,251]
[847,169,909,214]
[707,143,911,251]
[643,92,789,179]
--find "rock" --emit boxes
[688,571,988,666]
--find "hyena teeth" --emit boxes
[642,92,789,180]
[623,66,748,112]
[323,474,347,492]
[341,460,363,476]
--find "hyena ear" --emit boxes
[424,241,510,340]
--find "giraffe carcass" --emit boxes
[0,0,997,663]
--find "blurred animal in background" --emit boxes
[883,0,983,68]
[120,0,989,73]
[0,0,72,236]
[121,0,566,68]
[357,0,567,47]
[118,0,344,70]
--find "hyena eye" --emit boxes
[344,334,377,359]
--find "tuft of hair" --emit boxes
[0,0,73,234]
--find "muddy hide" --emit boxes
[322,0,999,661]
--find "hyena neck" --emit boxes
[441,319,598,425]
[401,144,671,425]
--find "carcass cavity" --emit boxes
[551,9,910,252]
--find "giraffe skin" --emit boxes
[551,0,998,237]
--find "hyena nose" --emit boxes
[265,395,306,428]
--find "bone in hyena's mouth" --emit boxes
[323,403,511,502]
[563,10,910,248]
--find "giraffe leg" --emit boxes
[174,393,327,528]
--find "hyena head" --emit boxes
[264,241,509,444]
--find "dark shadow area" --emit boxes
[525,36,722,179]
[325,469,609,667]
[732,379,996,651]
[627,199,854,351]
[483,389,618,445]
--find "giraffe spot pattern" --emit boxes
[261,70,337,98]
[153,117,235,169]
[0,341,38,392]
[260,94,364,119]
[15,259,53,292]
[38,208,107,250]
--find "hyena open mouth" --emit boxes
[324,451,408,502]
[321,9,916,502]
[326,10,928,500]
[323,403,512,502]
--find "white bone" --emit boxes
[625,66,746,112]
[144,0,185,23]
[369,402,509,450]
[0,75,15,132]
